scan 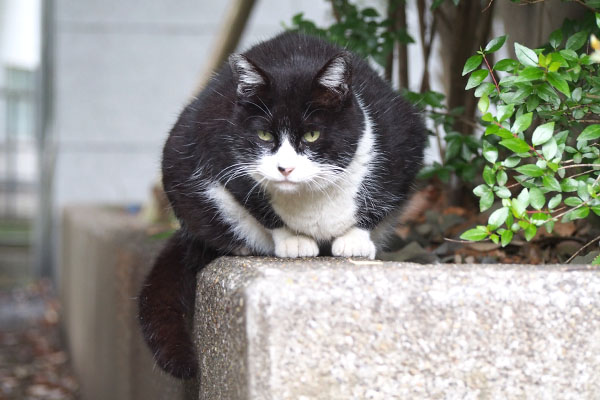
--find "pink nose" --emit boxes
[278,166,294,177]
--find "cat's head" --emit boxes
[227,50,367,194]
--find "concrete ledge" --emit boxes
[61,206,187,400]
[195,258,600,399]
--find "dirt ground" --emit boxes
[0,280,79,399]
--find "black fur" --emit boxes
[138,32,426,380]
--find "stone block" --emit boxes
[60,205,189,400]
[195,258,600,399]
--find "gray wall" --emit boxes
[51,0,331,207]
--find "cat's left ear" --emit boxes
[312,52,353,109]
[229,54,269,99]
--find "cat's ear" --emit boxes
[312,52,352,108]
[229,54,269,99]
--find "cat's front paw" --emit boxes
[332,227,376,259]
[272,228,319,258]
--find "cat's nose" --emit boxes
[278,166,295,177]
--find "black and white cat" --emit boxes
[138,32,426,379]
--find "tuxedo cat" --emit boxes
[138,32,426,379]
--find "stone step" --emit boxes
[194,258,600,399]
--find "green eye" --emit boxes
[303,130,321,143]
[257,130,274,142]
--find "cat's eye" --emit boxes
[257,130,274,142]
[303,130,321,143]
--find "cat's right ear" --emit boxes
[229,54,269,99]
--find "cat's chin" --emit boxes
[269,180,302,193]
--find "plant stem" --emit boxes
[565,233,600,264]
[483,54,501,96]
[558,164,600,170]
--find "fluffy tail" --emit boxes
[138,231,217,379]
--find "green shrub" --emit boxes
[460,13,600,246]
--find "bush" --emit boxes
[460,13,600,247]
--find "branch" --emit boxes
[566,233,600,264]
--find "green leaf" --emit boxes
[501,229,513,247]
[572,87,582,102]
[561,178,579,192]
[444,138,461,162]
[475,82,496,97]
[495,186,511,198]
[536,83,560,108]
[474,184,490,197]
[490,234,500,244]
[485,35,507,53]
[549,29,563,49]
[483,165,495,186]
[524,224,537,241]
[488,207,509,229]
[526,95,540,112]
[529,187,545,210]
[512,112,533,133]
[500,87,532,105]
[514,42,539,67]
[578,181,590,202]
[494,59,519,71]
[566,31,588,51]
[542,175,561,192]
[568,206,590,220]
[531,212,549,226]
[564,196,583,206]
[518,187,530,207]
[482,140,498,163]
[547,72,570,97]
[531,122,555,146]
[463,55,483,76]
[460,227,489,241]
[548,194,562,209]
[511,199,527,218]
[548,61,561,72]
[545,220,555,234]
[500,138,530,153]
[518,67,544,81]
[579,125,600,141]
[495,128,515,139]
[497,104,515,122]
[465,69,489,90]
[478,94,489,113]
[542,137,558,160]
[503,156,521,168]
[496,170,508,186]
[480,190,494,212]
[560,49,578,61]
[515,164,544,177]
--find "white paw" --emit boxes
[272,228,319,258]
[332,227,376,259]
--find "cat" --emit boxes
[138,31,426,380]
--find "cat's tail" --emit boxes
[138,230,217,379]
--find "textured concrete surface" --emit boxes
[61,206,189,400]
[195,258,600,399]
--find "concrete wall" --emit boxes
[51,0,331,208]
[61,205,189,400]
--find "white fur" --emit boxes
[230,54,265,96]
[205,182,274,254]
[265,95,376,242]
[318,56,347,90]
[331,227,376,259]
[254,138,321,191]
[272,227,320,258]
